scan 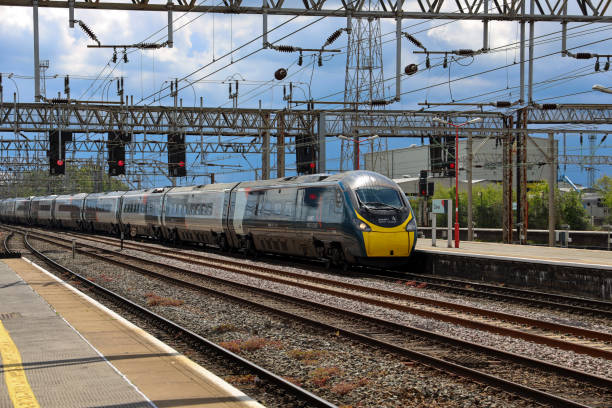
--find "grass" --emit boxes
[331,378,369,395]
[218,337,282,354]
[144,292,184,307]
[287,349,327,364]
[309,366,342,388]
[212,323,239,333]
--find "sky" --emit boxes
[0,0,610,188]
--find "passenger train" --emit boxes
[0,171,417,266]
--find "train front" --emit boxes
[343,171,417,264]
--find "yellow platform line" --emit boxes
[0,320,40,408]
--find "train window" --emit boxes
[355,187,403,209]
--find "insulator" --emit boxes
[51,98,68,104]
[370,99,387,106]
[541,103,557,110]
[404,64,418,75]
[324,29,343,46]
[298,51,303,66]
[112,48,117,64]
[276,45,297,53]
[495,101,511,108]
[575,52,592,59]
[228,83,232,98]
[580,134,583,145]
[78,20,100,46]
[455,49,475,55]
[318,54,322,67]
[274,68,287,81]
[404,33,425,51]
[425,54,430,69]
[601,135,607,144]
[595,58,600,72]
[123,48,128,63]
[443,54,448,69]
[139,43,163,49]
[605,58,610,71]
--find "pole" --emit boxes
[548,132,555,246]
[431,212,436,247]
[467,131,473,241]
[395,17,401,102]
[447,199,452,248]
[33,0,41,102]
[454,127,459,248]
[354,137,360,170]
[527,0,535,103]
[519,0,526,102]
[318,111,326,173]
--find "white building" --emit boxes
[364,136,558,184]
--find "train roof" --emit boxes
[56,193,88,200]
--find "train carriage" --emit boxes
[54,193,88,230]
[14,197,32,225]
[83,191,125,234]
[30,195,57,227]
[0,198,16,223]
[120,188,168,239]
[161,183,235,246]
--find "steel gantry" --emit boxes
[1,0,609,21]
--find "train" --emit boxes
[0,171,417,266]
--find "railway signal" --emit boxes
[168,133,187,177]
[48,130,72,175]
[419,170,428,196]
[108,131,129,176]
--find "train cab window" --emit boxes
[355,187,403,210]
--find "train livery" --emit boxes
[0,171,417,265]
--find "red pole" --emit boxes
[355,138,360,170]
[454,126,460,248]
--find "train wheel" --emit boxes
[330,246,348,271]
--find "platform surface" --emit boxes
[416,239,612,269]
[0,258,265,408]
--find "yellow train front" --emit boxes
[339,171,417,266]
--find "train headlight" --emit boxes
[358,221,371,232]
[405,217,417,232]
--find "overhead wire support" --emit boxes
[73,20,101,46]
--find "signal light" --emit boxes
[118,160,124,167]
[309,162,315,169]
[178,160,185,167]
[49,130,71,175]
[57,160,64,166]
[449,162,455,169]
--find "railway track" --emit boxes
[11,226,612,408]
[2,228,337,408]
[51,229,612,361]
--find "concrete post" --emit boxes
[548,132,556,246]
[467,132,473,241]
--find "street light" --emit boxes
[337,134,379,170]
[592,84,612,94]
[431,117,482,248]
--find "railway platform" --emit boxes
[0,258,264,408]
[413,240,612,300]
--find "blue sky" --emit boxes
[0,2,610,188]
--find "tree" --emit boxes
[594,175,612,224]
[2,163,129,198]
[557,190,589,230]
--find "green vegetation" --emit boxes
[3,164,129,197]
[593,175,612,224]
[422,178,600,231]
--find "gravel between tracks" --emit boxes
[32,237,536,408]
[104,241,612,379]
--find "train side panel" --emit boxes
[30,195,57,227]
[54,193,87,230]
[120,188,166,238]
[83,192,124,233]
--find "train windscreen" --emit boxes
[355,187,403,210]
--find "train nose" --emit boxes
[363,230,412,257]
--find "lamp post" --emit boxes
[337,134,379,170]
[432,117,482,248]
